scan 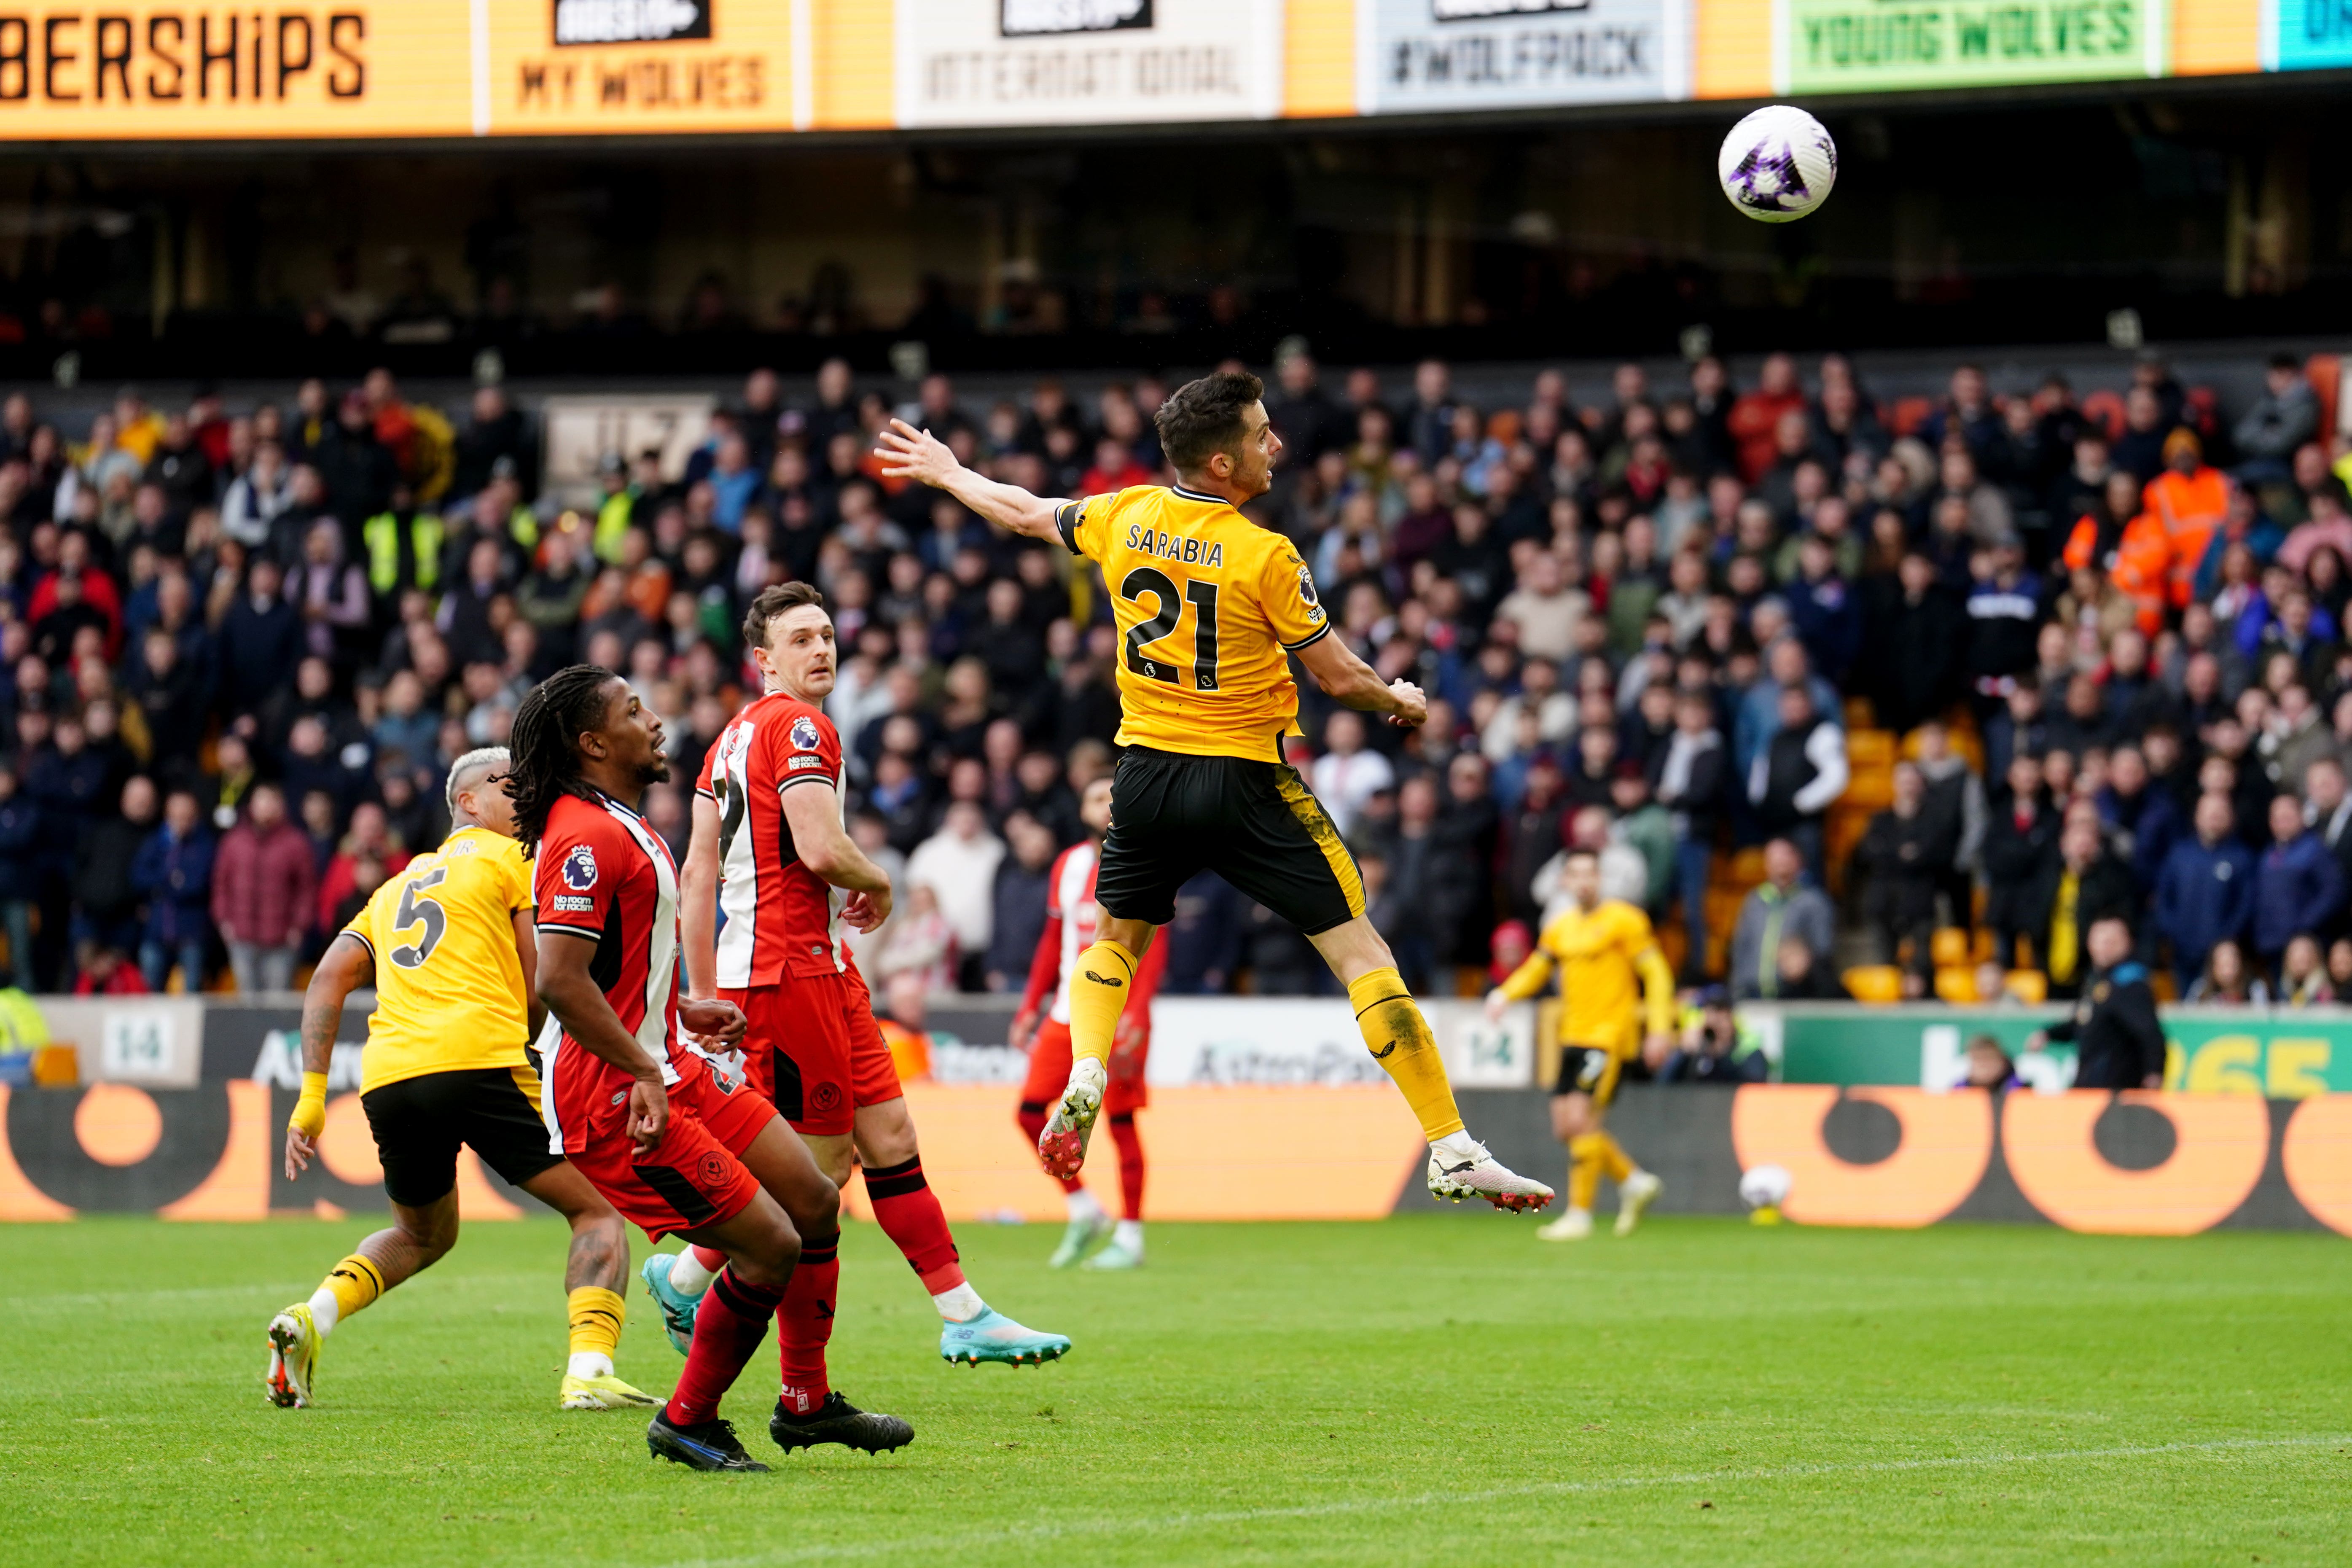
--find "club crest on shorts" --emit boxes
[697,1151,729,1186]
[790,715,823,752]
[562,845,598,890]
[810,1081,844,1115]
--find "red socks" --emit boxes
[1017,1103,1085,1195]
[1109,1112,1144,1221]
[665,1267,785,1427]
[774,1229,839,1413]
[864,1155,965,1294]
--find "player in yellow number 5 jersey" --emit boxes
[264,748,658,1414]
[878,372,1550,1211]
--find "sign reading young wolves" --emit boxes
[1354,0,1686,113]
[1779,0,2165,94]
[896,0,1281,126]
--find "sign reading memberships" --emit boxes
[895,0,1282,126]
[1356,0,1686,113]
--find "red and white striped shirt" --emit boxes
[697,690,849,989]
[534,790,685,1155]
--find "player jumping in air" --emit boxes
[1013,774,1162,1269]
[877,371,1551,1211]
[1485,848,1674,1240]
[271,750,660,1413]
[648,582,1070,1395]
[513,667,908,1473]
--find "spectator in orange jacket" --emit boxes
[2144,428,2228,611]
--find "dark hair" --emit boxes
[1153,371,1264,474]
[507,664,621,857]
[742,581,825,652]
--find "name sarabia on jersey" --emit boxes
[1120,525,1225,567]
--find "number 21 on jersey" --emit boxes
[1121,567,1220,692]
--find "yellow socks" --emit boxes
[567,1286,626,1378]
[312,1253,386,1334]
[569,1286,625,1360]
[1066,939,1138,1070]
[1567,1132,1634,1212]
[1346,968,1466,1142]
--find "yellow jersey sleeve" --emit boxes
[1053,488,1124,561]
[503,838,535,914]
[1255,536,1332,653]
[342,872,398,952]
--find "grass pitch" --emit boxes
[3,1213,2347,1566]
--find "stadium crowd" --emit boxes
[3,345,2350,1016]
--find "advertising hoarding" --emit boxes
[2263,0,2352,67]
[893,0,1284,126]
[1355,0,1688,115]
[1777,0,2167,94]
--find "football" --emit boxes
[1718,105,1838,223]
[1740,1162,1795,1211]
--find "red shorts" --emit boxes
[569,1056,777,1243]
[1020,1017,1149,1117]
[726,963,903,1137]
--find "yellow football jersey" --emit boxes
[1055,484,1330,762]
[1501,900,1676,1056]
[341,826,536,1094]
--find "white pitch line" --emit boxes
[675,1433,2349,1568]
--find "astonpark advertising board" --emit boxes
[1777,0,2167,94]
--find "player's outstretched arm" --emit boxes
[780,780,893,933]
[874,417,1066,544]
[1484,944,1556,1021]
[1294,632,1428,729]
[286,933,372,1178]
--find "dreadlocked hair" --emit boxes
[508,664,621,858]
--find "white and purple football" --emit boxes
[1718,105,1837,225]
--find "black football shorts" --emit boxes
[1093,746,1367,936]
[1553,1045,1623,1106]
[360,1066,565,1207]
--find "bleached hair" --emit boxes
[446,746,512,820]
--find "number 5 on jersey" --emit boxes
[1121,567,1220,692]
[390,866,449,968]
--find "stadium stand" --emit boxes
[4,346,2350,1013]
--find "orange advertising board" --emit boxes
[484,0,801,136]
[0,3,475,139]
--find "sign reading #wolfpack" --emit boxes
[1355,0,1688,116]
